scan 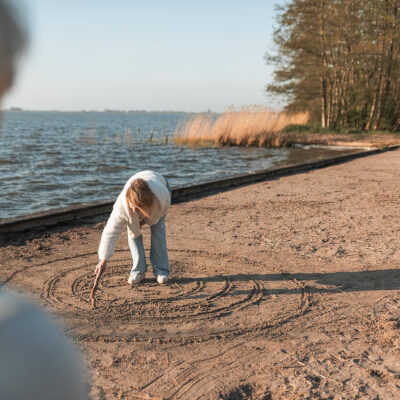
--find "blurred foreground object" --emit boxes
[0,0,26,94]
[0,6,88,399]
[0,292,88,400]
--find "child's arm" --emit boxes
[97,196,127,263]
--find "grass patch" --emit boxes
[283,124,314,133]
[284,125,365,134]
[174,107,399,148]
[174,106,309,147]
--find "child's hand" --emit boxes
[95,260,107,277]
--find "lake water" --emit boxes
[0,111,357,221]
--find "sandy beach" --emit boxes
[1,149,400,399]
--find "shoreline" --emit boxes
[285,131,400,148]
[1,145,395,234]
[1,149,400,399]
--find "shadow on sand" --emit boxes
[173,268,400,296]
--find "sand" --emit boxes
[1,149,400,399]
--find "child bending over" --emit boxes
[95,170,171,285]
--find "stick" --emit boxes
[90,273,102,309]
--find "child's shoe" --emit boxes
[156,275,168,284]
[128,273,144,287]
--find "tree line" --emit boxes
[266,0,400,132]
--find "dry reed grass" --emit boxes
[174,106,309,147]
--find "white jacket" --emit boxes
[98,171,170,260]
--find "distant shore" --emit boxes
[5,109,399,149]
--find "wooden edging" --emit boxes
[0,146,398,234]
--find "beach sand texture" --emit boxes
[1,149,400,399]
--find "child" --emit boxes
[95,170,171,285]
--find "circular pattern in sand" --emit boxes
[38,249,308,343]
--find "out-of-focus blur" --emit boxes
[0,1,88,399]
[0,292,88,400]
[0,0,26,96]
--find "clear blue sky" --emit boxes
[4,0,283,112]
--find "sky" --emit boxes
[3,0,283,112]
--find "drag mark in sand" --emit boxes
[3,248,313,345]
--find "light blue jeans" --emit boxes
[128,214,169,279]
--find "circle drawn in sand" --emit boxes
[40,250,307,343]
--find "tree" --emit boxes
[266,0,400,131]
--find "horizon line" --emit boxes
[3,107,219,114]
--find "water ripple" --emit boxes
[0,111,356,220]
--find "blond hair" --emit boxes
[126,178,154,216]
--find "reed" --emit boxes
[174,106,309,147]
